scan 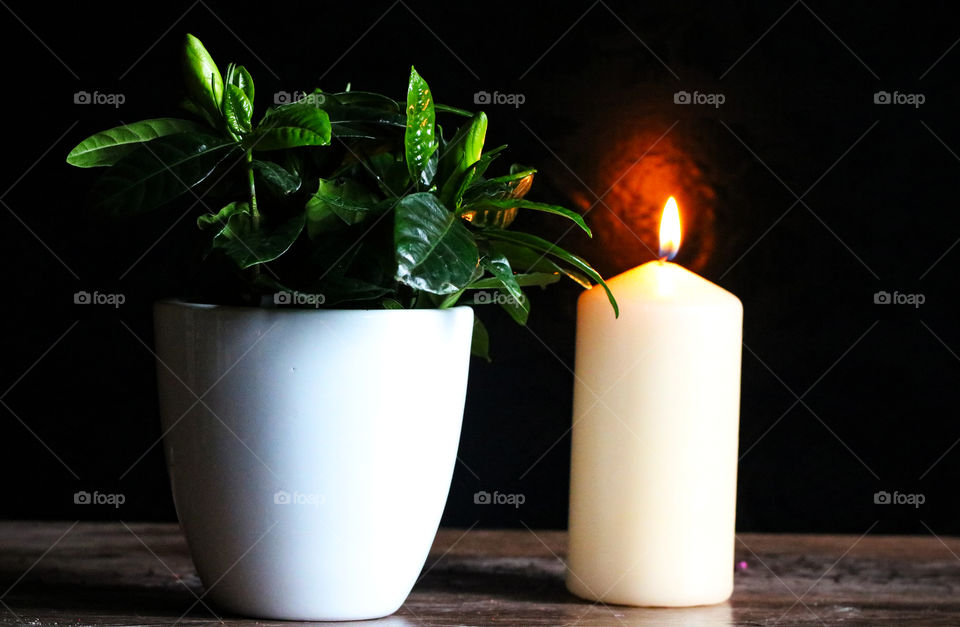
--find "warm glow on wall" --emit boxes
[561,123,716,277]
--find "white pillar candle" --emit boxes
[567,197,743,607]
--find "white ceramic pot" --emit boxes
[153,301,474,621]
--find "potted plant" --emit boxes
[67,34,617,621]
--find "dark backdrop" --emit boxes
[1,0,957,535]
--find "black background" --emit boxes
[0,0,957,535]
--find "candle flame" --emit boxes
[659,196,681,260]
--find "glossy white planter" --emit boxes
[153,302,474,621]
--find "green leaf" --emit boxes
[481,253,524,309]
[368,152,412,197]
[404,67,438,187]
[458,166,535,228]
[66,119,206,168]
[471,317,491,362]
[197,200,249,235]
[198,202,262,259]
[227,63,255,106]
[435,103,473,117]
[465,167,536,200]
[295,90,405,139]
[326,90,400,111]
[466,198,591,235]
[306,177,385,237]
[456,144,506,192]
[330,111,405,138]
[182,34,223,120]
[480,252,529,324]
[470,145,506,179]
[253,160,300,197]
[464,115,488,167]
[318,275,394,306]
[222,84,253,137]
[394,192,478,294]
[438,112,487,204]
[91,133,241,215]
[248,103,331,151]
[214,212,305,268]
[488,240,591,288]
[381,298,404,310]
[437,113,485,182]
[488,166,538,185]
[484,230,618,317]
[451,145,509,210]
[178,98,218,129]
[468,272,560,289]
[496,289,529,325]
[304,191,340,237]
[437,263,483,308]
[439,288,466,309]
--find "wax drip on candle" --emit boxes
[658,197,681,262]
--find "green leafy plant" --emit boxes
[67,34,617,358]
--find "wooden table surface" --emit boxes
[1,522,958,626]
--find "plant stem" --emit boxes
[246,150,260,226]
[246,150,261,284]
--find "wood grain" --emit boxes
[1,522,958,625]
